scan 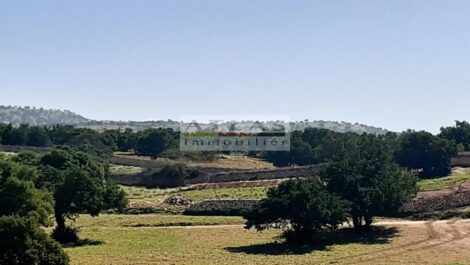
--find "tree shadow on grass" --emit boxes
[63,238,104,248]
[225,226,399,256]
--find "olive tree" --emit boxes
[38,149,127,243]
[243,177,350,243]
[322,134,418,229]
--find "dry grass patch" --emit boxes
[187,154,275,170]
[72,214,244,228]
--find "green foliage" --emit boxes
[322,134,418,229]
[27,126,51,147]
[0,124,180,159]
[0,124,119,156]
[439,120,470,151]
[395,130,457,178]
[263,128,359,167]
[0,160,53,226]
[0,216,69,265]
[40,149,72,169]
[12,151,40,165]
[5,124,30,145]
[102,184,128,212]
[0,175,53,226]
[243,178,351,243]
[0,160,69,264]
[135,128,177,158]
[116,128,138,152]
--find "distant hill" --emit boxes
[0,105,90,126]
[0,105,389,135]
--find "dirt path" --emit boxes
[347,219,470,264]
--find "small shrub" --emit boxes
[52,226,79,245]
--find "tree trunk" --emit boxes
[364,216,373,228]
[352,215,362,230]
[55,212,66,234]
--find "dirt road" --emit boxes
[342,219,470,264]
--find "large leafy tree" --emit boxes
[395,130,457,178]
[37,149,127,243]
[322,134,418,229]
[243,177,351,243]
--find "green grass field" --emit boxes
[175,187,269,201]
[418,174,470,191]
[64,214,396,265]
[72,214,244,228]
[64,214,470,265]
[50,167,470,264]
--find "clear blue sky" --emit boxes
[1,1,469,133]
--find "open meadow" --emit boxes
[66,215,470,265]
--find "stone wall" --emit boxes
[0,144,51,153]
[113,164,322,187]
[400,182,470,214]
[451,152,470,167]
[184,200,260,216]
[109,156,171,169]
[185,164,323,184]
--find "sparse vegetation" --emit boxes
[0,106,89,126]
[181,187,268,201]
[109,164,144,175]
